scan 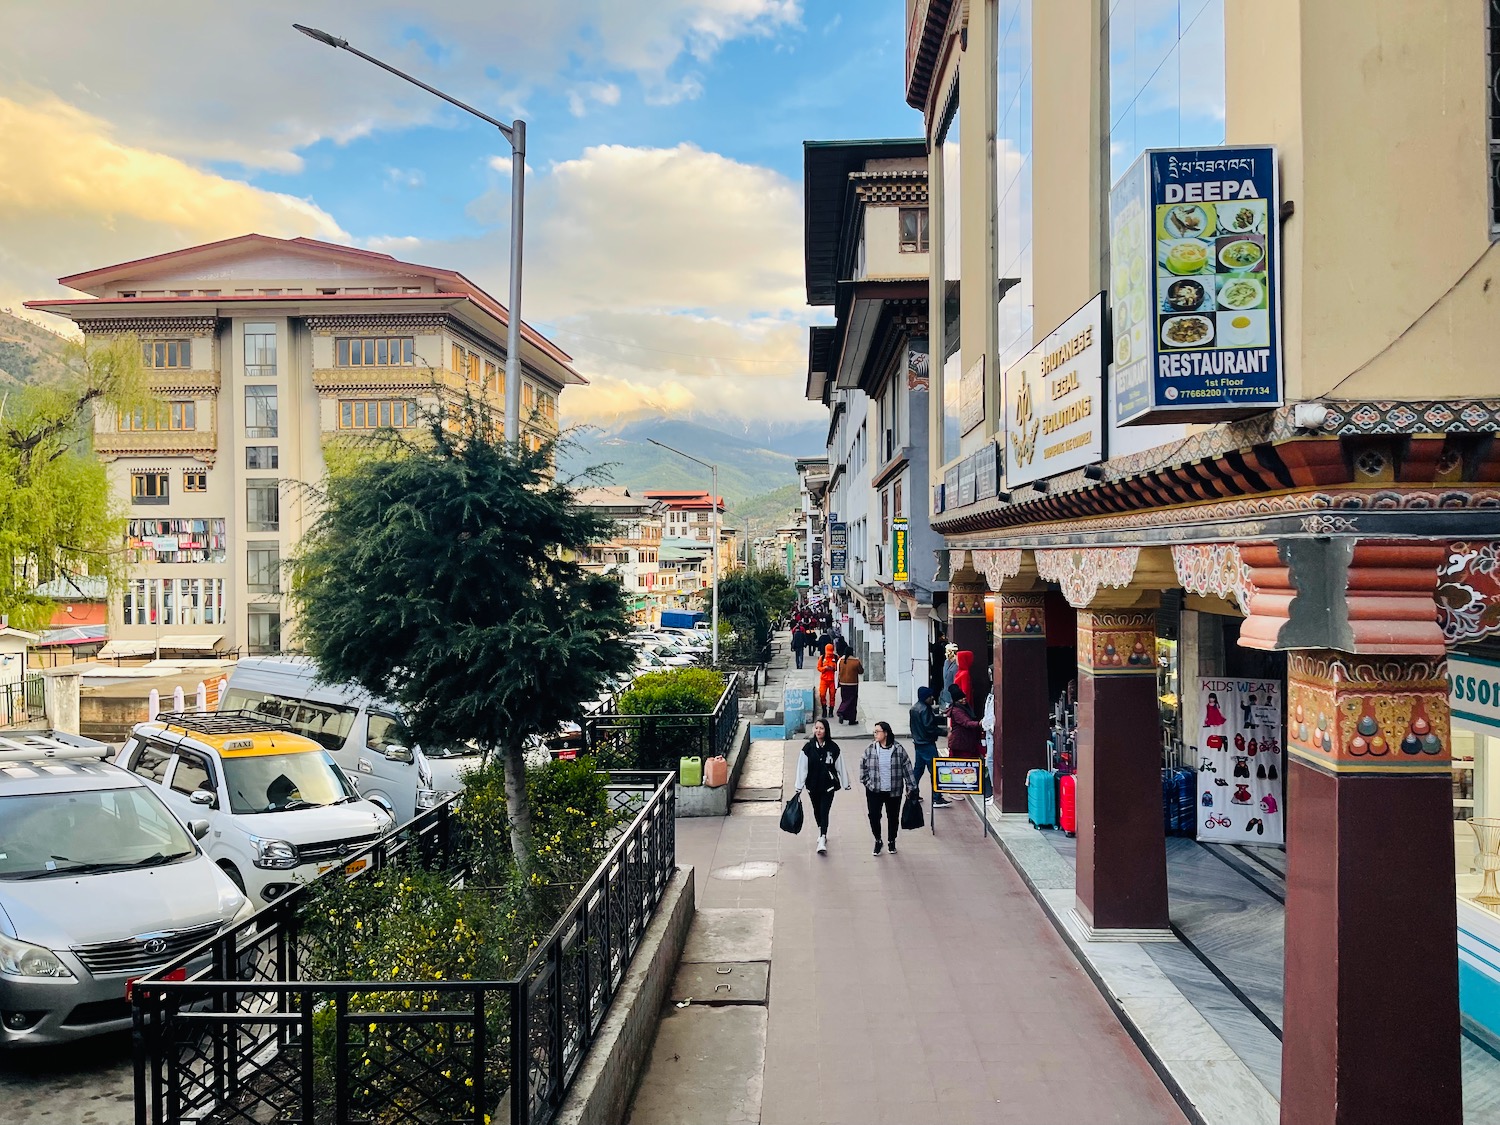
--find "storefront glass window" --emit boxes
[1106,0,1226,183]
[997,0,1034,377]
[939,99,962,465]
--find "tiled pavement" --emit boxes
[668,666,1187,1125]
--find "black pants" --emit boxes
[866,789,901,844]
[810,787,836,833]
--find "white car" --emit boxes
[117,712,394,906]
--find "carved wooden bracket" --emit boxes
[1035,547,1141,608]
[1171,543,1258,614]
[973,549,1024,591]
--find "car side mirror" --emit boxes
[384,744,414,764]
[188,819,211,840]
[190,789,217,808]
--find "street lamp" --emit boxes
[647,439,720,666]
[293,23,527,451]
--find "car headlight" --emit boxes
[249,836,300,870]
[415,787,456,810]
[0,932,74,979]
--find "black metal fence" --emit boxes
[131,770,677,1125]
[581,672,740,769]
[1,675,45,725]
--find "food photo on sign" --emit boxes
[1191,678,1284,846]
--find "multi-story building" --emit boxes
[28,235,578,657]
[642,489,739,575]
[803,138,945,700]
[904,1,1500,1119]
[794,457,830,589]
[573,487,666,625]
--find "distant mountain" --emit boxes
[0,309,72,385]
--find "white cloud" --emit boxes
[0,95,347,313]
[385,167,425,189]
[0,1,803,170]
[566,82,623,118]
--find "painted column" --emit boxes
[993,592,1050,812]
[1074,609,1170,935]
[1281,652,1461,1125]
[948,566,990,706]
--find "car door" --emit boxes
[359,710,417,820]
[163,747,221,825]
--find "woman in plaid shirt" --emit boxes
[860,722,913,856]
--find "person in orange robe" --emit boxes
[817,644,838,718]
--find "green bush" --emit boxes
[612,668,727,768]
[618,667,726,716]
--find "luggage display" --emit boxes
[1161,766,1197,835]
[779,794,805,835]
[1027,768,1058,829]
[1058,773,1077,836]
[704,755,729,787]
[679,756,703,787]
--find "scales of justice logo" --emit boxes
[1010,371,1040,467]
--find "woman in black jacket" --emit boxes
[793,718,851,855]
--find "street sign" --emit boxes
[831,574,844,589]
[930,757,986,837]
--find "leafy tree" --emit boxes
[0,334,150,630]
[289,404,635,870]
[751,566,796,623]
[718,570,771,662]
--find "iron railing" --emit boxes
[131,771,676,1125]
[582,672,740,769]
[1,675,45,725]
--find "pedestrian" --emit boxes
[953,650,974,703]
[946,685,984,760]
[980,689,996,805]
[939,642,960,706]
[909,686,950,808]
[792,625,807,670]
[816,643,838,718]
[794,717,851,854]
[835,647,864,724]
[861,721,913,856]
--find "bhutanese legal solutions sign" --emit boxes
[1004,293,1105,487]
[1110,146,1283,426]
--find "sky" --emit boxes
[0,1,923,427]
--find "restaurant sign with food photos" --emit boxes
[1109,145,1283,426]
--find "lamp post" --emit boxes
[293,24,526,450]
[647,439,720,665]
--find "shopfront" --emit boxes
[1448,651,1500,1047]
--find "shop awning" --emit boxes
[98,640,157,658]
[155,634,223,652]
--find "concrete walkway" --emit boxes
[633,660,1187,1125]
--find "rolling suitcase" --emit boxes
[1027,768,1058,829]
[1058,773,1077,836]
[679,756,703,786]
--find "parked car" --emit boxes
[117,711,394,906]
[0,732,251,1046]
[630,641,696,668]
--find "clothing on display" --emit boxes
[1192,677,1284,845]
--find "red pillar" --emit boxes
[1281,652,1461,1125]
[993,592,1049,812]
[1074,608,1169,934]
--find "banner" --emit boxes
[891,518,909,582]
[1191,677,1284,845]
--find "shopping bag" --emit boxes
[900,789,925,831]
[779,794,805,835]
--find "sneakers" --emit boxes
[932,796,951,808]
[873,840,883,856]
[984,795,994,806]
[887,840,898,854]
[816,834,827,854]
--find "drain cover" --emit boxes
[668,962,770,1005]
[711,861,780,880]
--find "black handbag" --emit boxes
[900,790,925,831]
[779,794,805,835]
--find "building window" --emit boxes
[142,340,191,369]
[899,207,930,253]
[484,360,498,393]
[336,337,415,366]
[340,400,416,429]
[244,386,278,438]
[246,542,281,594]
[130,471,170,504]
[127,518,227,564]
[122,577,224,626]
[247,610,282,656]
[183,470,207,493]
[119,402,195,431]
[244,322,277,378]
[246,446,279,470]
[246,479,280,532]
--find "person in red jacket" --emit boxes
[946,685,984,759]
[952,650,974,705]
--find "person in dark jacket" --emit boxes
[946,685,984,759]
[908,686,950,808]
[793,718,851,854]
[792,626,807,669]
[859,722,913,856]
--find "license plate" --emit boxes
[127,967,185,1001]
[319,857,368,876]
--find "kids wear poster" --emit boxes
[1192,677,1284,845]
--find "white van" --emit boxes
[219,658,478,824]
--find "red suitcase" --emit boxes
[1058,773,1077,837]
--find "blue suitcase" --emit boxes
[1162,767,1196,834]
[1027,768,1058,829]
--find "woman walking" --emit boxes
[835,647,864,724]
[794,718,850,855]
[816,643,838,718]
[860,721,913,856]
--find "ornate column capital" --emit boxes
[1036,547,1141,608]
[997,592,1047,638]
[1077,609,1156,675]
[1286,651,1450,776]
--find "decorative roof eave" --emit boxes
[76,315,217,336]
[905,0,956,111]
[853,179,930,207]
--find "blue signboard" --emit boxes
[1110,145,1282,425]
[831,574,844,590]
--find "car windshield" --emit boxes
[0,786,198,880]
[222,751,357,814]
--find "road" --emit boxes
[1,1031,134,1125]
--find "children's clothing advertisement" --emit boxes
[1192,678,1284,845]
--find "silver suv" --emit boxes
[0,732,251,1046]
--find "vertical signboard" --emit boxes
[1191,678,1284,846]
[891,518,910,582]
[829,521,847,575]
[1112,146,1282,425]
[959,356,986,435]
[1004,294,1105,487]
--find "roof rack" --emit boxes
[0,732,111,762]
[151,710,294,735]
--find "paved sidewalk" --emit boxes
[665,663,1188,1125]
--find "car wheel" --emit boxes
[219,861,246,894]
